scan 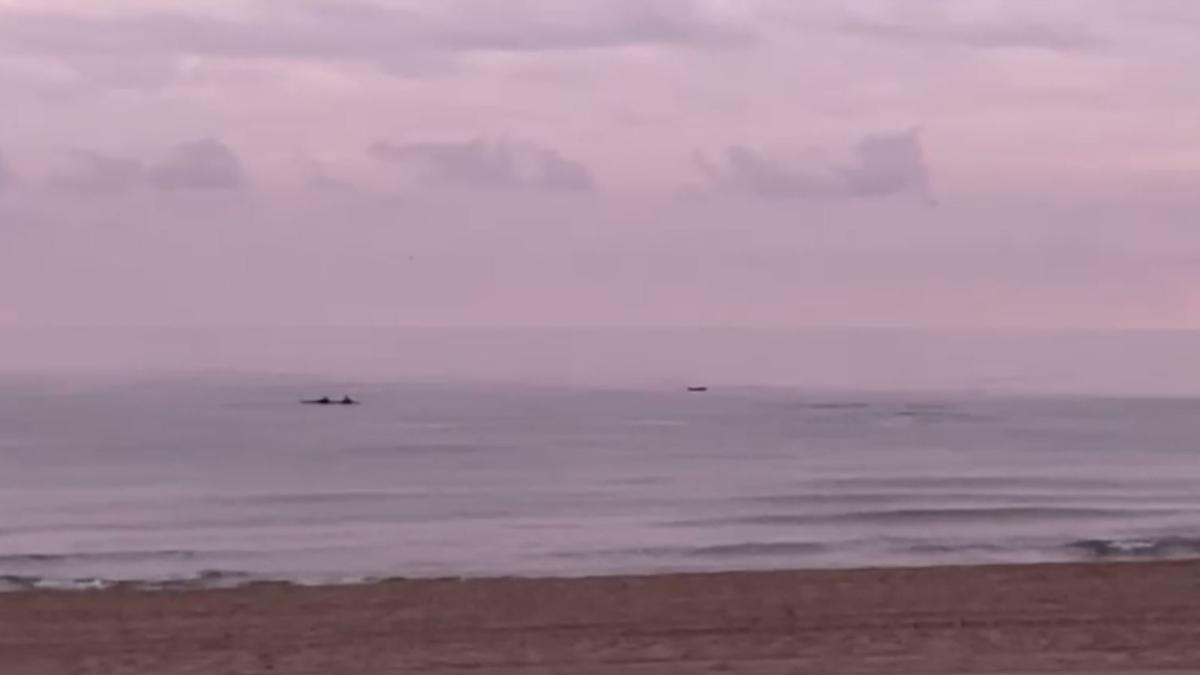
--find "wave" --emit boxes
[813,476,1195,492]
[899,542,1015,555]
[613,541,830,560]
[0,549,201,566]
[747,491,1200,508]
[148,569,259,589]
[0,575,41,591]
[623,419,688,428]
[0,569,262,592]
[804,402,873,410]
[1068,537,1200,559]
[554,540,830,563]
[8,536,1200,593]
[892,408,988,422]
[230,490,422,506]
[795,401,995,424]
[582,534,1200,568]
[675,506,1185,528]
[682,542,829,559]
[828,506,1182,524]
[350,442,493,457]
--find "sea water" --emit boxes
[2,373,1199,589]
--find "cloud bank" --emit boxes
[0,0,756,87]
[370,138,594,192]
[51,151,144,195]
[696,130,935,203]
[148,139,244,191]
[838,8,1104,51]
[0,152,10,193]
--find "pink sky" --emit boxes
[1,0,1199,330]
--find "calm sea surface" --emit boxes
[2,374,1199,589]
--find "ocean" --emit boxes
[2,373,1200,590]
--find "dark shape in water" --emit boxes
[687,386,709,393]
[302,396,361,405]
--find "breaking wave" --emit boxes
[1069,537,1200,560]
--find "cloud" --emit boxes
[534,146,596,192]
[149,139,245,191]
[839,12,1103,51]
[369,138,594,192]
[840,131,935,203]
[51,151,144,194]
[0,1,756,87]
[423,0,756,52]
[696,129,935,204]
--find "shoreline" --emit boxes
[0,553,1178,594]
[7,559,1200,674]
[0,554,1186,591]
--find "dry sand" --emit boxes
[5,560,1200,674]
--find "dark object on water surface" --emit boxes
[302,396,361,406]
[687,387,709,393]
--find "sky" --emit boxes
[2,0,1200,332]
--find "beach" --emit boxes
[6,560,1200,674]
[5,378,1200,674]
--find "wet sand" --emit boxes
[5,560,1200,674]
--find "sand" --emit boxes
[5,560,1200,674]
